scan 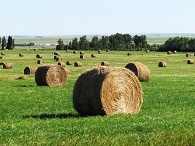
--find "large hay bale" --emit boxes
[66,61,73,65]
[125,62,150,82]
[167,51,172,54]
[127,52,132,56]
[3,63,12,69]
[35,65,67,86]
[1,52,5,55]
[187,59,194,64]
[101,61,109,66]
[73,50,78,54]
[73,66,143,116]
[24,67,37,75]
[19,53,24,57]
[0,62,5,65]
[74,62,83,67]
[158,61,167,67]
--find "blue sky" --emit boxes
[1,0,195,36]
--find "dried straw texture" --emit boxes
[186,53,191,57]
[101,61,109,66]
[74,62,83,67]
[73,66,143,116]
[187,60,194,64]
[35,65,67,86]
[24,67,37,75]
[0,62,5,65]
[125,62,150,82]
[159,61,167,67]
[3,63,12,69]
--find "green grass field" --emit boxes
[0,48,195,145]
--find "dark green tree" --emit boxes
[72,38,79,50]
[90,36,99,50]
[6,36,13,50]
[100,36,109,50]
[56,38,64,50]
[2,36,6,50]
[79,36,90,50]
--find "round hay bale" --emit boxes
[73,66,143,116]
[98,49,102,54]
[73,50,78,54]
[34,49,37,51]
[1,52,5,55]
[91,54,96,58]
[80,51,84,55]
[3,63,12,69]
[125,62,150,82]
[101,61,109,66]
[74,62,83,67]
[80,54,85,59]
[186,53,191,57]
[173,50,177,53]
[56,56,62,61]
[167,51,172,54]
[106,49,110,52]
[158,61,167,67]
[35,65,67,86]
[146,50,150,53]
[54,55,58,59]
[19,53,24,57]
[37,59,43,64]
[0,55,3,59]
[36,54,42,58]
[24,67,37,75]
[187,59,194,64]
[66,61,73,65]
[57,62,65,67]
[127,52,132,56]
[53,52,59,55]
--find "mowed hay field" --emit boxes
[1,48,195,145]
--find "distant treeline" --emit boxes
[159,36,195,52]
[56,33,152,51]
[1,34,195,52]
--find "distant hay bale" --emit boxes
[0,55,3,59]
[37,59,43,64]
[56,56,62,61]
[106,49,110,52]
[24,67,37,75]
[19,53,24,57]
[73,50,78,54]
[125,62,150,82]
[53,52,59,55]
[36,54,42,58]
[186,53,191,57]
[35,65,67,86]
[159,61,167,67]
[57,62,65,67]
[146,50,150,53]
[3,63,12,69]
[1,52,5,55]
[101,61,109,66]
[187,59,194,64]
[91,54,96,58]
[74,62,83,67]
[127,52,132,56]
[98,49,102,54]
[54,55,58,59]
[80,54,85,59]
[80,51,84,55]
[173,50,177,53]
[34,49,37,51]
[167,51,172,54]
[66,61,73,65]
[73,66,143,116]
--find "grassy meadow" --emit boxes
[1,46,195,145]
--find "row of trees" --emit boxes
[159,37,195,52]
[56,33,149,51]
[0,36,15,50]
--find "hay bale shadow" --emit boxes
[22,113,79,119]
